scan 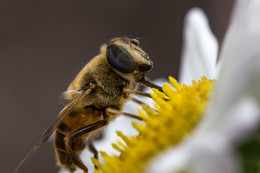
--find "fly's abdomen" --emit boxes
[55,122,76,172]
[54,107,103,172]
[55,121,87,170]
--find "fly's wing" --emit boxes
[14,84,95,173]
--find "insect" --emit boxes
[15,37,161,173]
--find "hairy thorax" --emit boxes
[88,65,137,109]
[67,55,138,110]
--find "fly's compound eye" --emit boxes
[107,45,136,73]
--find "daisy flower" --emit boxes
[60,0,260,172]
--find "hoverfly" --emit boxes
[15,37,161,173]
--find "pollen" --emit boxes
[92,76,215,173]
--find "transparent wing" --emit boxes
[14,84,95,173]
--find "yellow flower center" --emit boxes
[92,76,215,173]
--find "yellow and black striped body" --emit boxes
[55,106,104,172]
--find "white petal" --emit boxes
[200,97,260,142]
[145,135,240,173]
[202,0,260,131]
[189,137,240,173]
[179,8,218,85]
[58,168,69,173]
[145,144,189,173]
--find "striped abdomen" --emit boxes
[54,106,104,172]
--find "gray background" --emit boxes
[0,0,234,173]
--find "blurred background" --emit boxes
[0,0,234,172]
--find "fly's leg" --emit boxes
[130,97,157,112]
[88,141,98,159]
[123,88,152,98]
[87,140,99,169]
[64,120,107,173]
[106,108,143,121]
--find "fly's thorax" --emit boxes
[67,55,106,89]
[88,68,137,108]
[65,54,108,101]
